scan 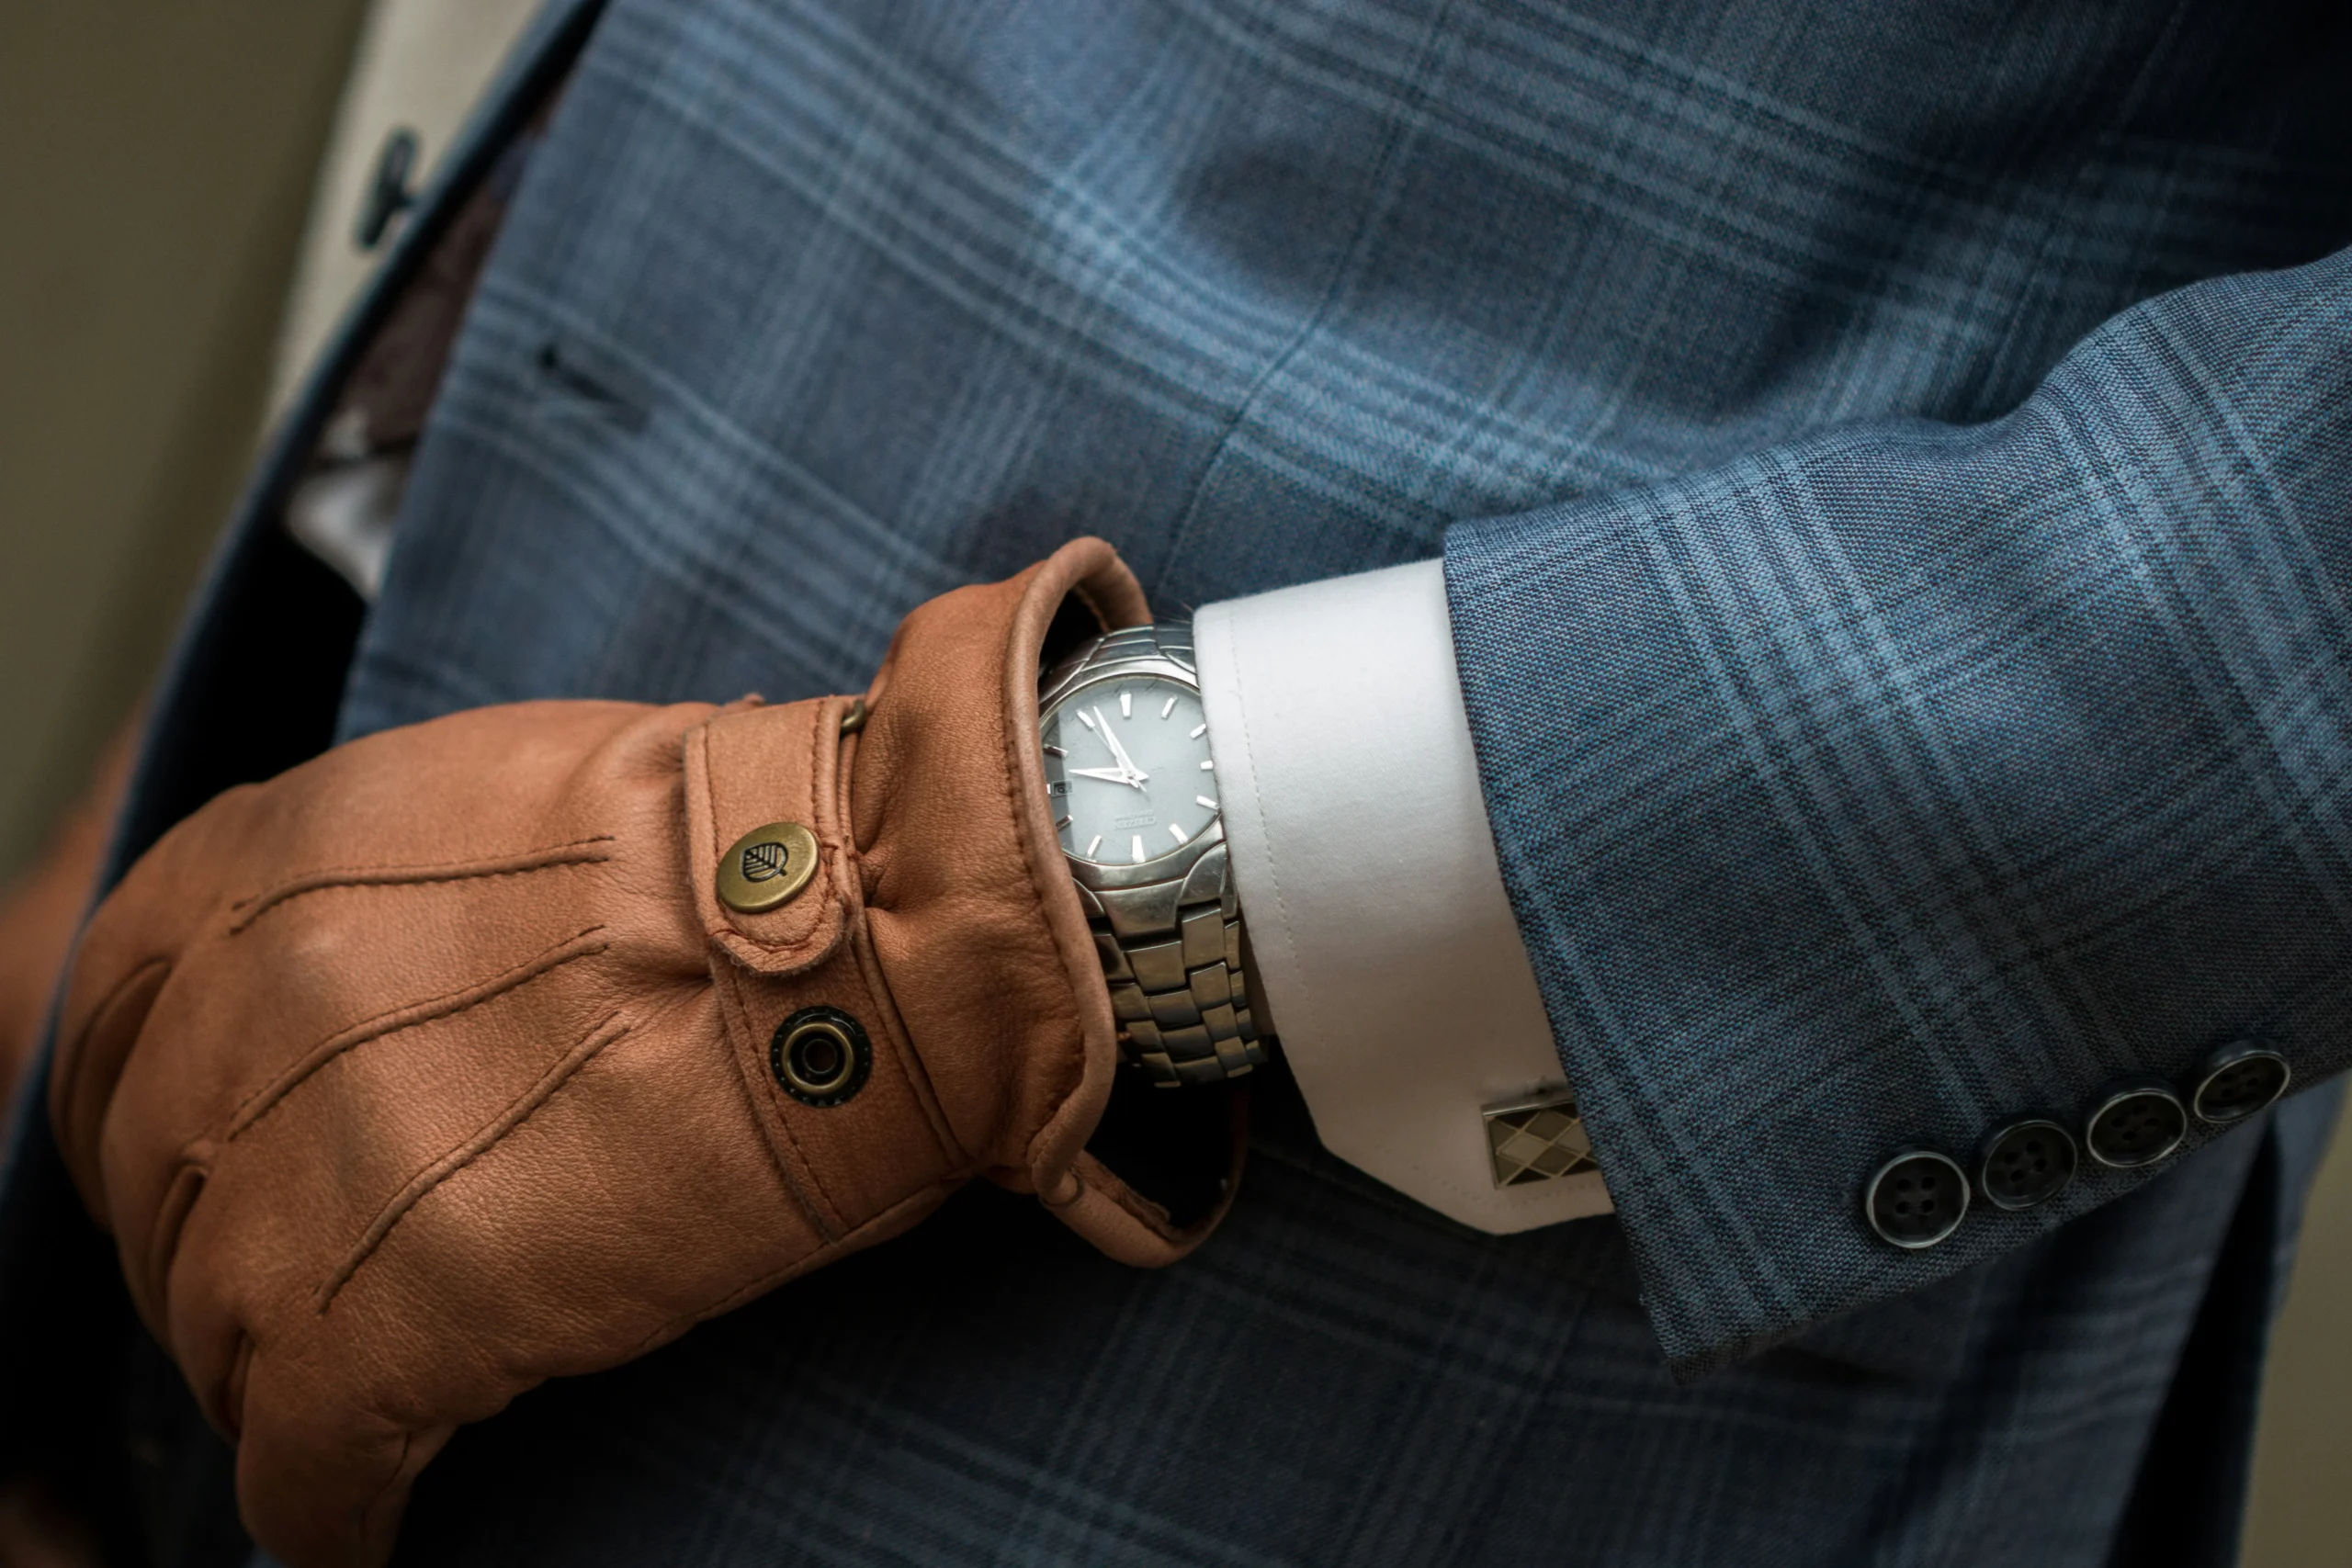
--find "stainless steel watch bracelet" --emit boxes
[1043,623,1267,1089]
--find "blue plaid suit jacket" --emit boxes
[6,1,2351,1563]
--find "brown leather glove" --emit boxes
[52,538,1235,1568]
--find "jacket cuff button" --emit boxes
[2188,1039,2290,1125]
[2083,1081,2188,1169]
[1976,1117,2078,1212]
[1864,1149,1969,1249]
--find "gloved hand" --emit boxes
[51,538,1236,1568]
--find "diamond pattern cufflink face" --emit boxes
[1484,1090,1596,1187]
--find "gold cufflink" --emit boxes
[716,821,820,914]
[1483,1088,1596,1187]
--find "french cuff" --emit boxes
[1193,560,1612,1234]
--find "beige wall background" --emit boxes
[0,1,366,879]
[0,3,2343,1561]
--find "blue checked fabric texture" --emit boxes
[1452,253,2352,1373]
[17,0,2352,1563]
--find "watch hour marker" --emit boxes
[1169,823,1189,845]
[1077,709,1096,730]
[1196,795,1218,810]
[1120,691,1132,718]
[1043,744,1067,757]
[1189,724,1207,739]
[1130,835,1147,864]
[1199,759,1215,771]
[1160,695,1178,719]
[1056,815,1072,829]
[1086,835,1102,858]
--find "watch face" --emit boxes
[1041,675,1217,866]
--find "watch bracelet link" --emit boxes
[1091,885,1262,1088]
[1053,622,1266,1089]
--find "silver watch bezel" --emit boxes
[1038,646,1224,897]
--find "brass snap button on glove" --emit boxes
[51,537,1240,1568]
[716,821,819,913]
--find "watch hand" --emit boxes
[1094,710,1148,784]
[1066,766,1146,787]
[1088,708,1128,771]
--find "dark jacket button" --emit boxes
[1976,1117,2077,1211]
[2083,1081,2188,1169]
[1864,1150,1970,1249]
[2189,1039,2290,1124]
[355,127,421,251]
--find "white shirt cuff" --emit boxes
[1193,560,1614,1234]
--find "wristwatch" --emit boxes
[1039,622,1265,1087]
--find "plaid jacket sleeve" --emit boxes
[1444,245,2352,1378]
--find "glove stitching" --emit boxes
[227,837,616,933]
[312,1010,632,1314]
[221,1331,254,1443]
[58,953,173,1174]
[842,916,969,1170]
[1001,621,1093,1179]
[755,699,855,1226]
[221,926,610,1143]
[141,1150,213,1336]
[1060,1150,1182,1240]
[712,957,844,1240]
[800,695,963,1175]
[818,694,967,1173]
[695,717,847,1239]
[360,1427,420,1562]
